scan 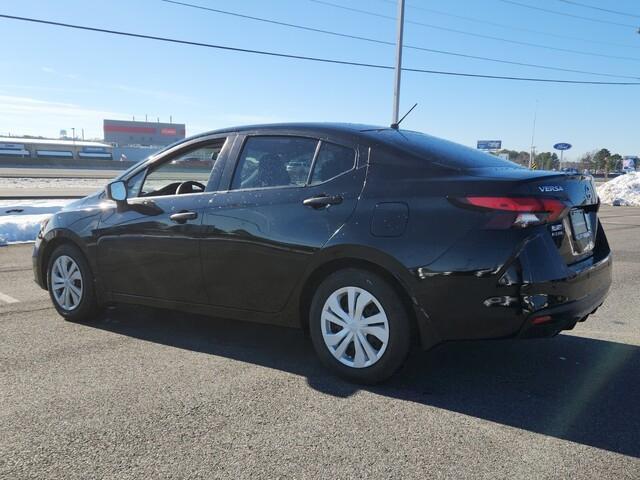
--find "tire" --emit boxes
[47,243,101,322]
[309,268,411,384]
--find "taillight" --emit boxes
[458,196,568,228]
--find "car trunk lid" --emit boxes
[463,167,600,265]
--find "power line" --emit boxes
[162,0,383,52]
[370,0,640,49]
[556,0,640,20]
[498,0,638,28]
[161,0,639,80]
[0,13,639,85]
[309,0,640,62]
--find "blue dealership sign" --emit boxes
[477,140,502,150]
[553,143,572,151]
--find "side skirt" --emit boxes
[110,292,299,328]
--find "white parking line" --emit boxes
[0,292,20,304]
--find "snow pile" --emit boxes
[597,172,640,206]
[0,200,71,245]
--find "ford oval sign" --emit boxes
[553,143,572,151]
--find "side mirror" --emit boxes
[106,180,128,202]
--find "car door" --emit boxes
[200,134,367,313]
[96,136,231,304]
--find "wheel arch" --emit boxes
[39,230,91,290]
[298,254,422,347]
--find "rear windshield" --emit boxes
[370,130,521,170]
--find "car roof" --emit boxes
[185,123,500,167]
[191,122,397,140]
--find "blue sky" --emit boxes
[0,0,639,160]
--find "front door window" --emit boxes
[134,144,224,197]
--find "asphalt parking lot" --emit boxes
[1,205,639,479]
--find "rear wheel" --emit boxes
[309,268,411,384]
[47,244,101,322]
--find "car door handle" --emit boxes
[169,211,198,224]
[303,195,343,209]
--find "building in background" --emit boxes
[0,137,112,160]
[623,156,638,171]
[103,119,186,162]
[103,119,185,147]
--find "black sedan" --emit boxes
[33,123,612,383]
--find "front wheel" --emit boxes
[309,269,411,384]
[47,243,101,322]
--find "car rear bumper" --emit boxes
[517,253,612,338]
[410,231,613,346]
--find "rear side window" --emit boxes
[231,136,318,190]
[310,142,355,185]
[371,130,521,170]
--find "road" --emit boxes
[1,206,639,479]
[0,168,120,198]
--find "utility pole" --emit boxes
[391,0,406,129]
[531,146,536,168]
[528,100,538,169]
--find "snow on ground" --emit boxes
[0,199,71,245]
[0,177,106,190]
[597,172,640,206]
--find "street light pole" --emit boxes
[391,0,406,129]
[71,127,76,159]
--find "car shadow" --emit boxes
[91,305,640,458]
